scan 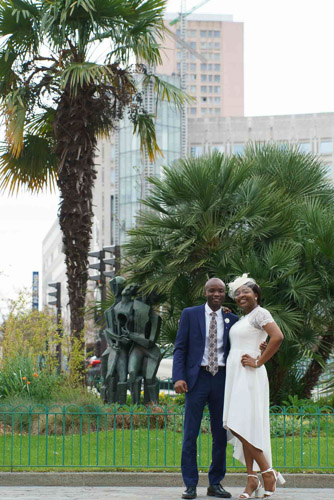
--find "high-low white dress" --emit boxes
[223,306,274,470]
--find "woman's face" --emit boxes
[234,285,258,312]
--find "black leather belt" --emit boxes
[200,365,225,372]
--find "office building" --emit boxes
[156,13,244,117]
[188,112,334,180]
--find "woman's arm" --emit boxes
[241,322,284,368]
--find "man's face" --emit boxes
[204,279,226,311]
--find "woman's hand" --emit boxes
[241,354,258,368]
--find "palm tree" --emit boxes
[0,0,187,348]
[123,146,334,402]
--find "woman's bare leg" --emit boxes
[231,430,276,495]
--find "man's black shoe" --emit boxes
[207,484,232,498]
[182,485,197,499]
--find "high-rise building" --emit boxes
[156,13,244,118]
[114,74,181,245]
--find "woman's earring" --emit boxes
[255,297,258,300]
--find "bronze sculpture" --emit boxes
[101,277,162,405]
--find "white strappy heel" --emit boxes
[261,468,286,498]
[239,474,262,499]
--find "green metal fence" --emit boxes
[0,404,333,470]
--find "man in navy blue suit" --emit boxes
[172,277,239,499]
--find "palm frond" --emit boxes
[0,134,58,194]
[2,88,27,157]
[132,112,162,162]
[143,73,194,111]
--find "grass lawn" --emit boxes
[0,429,333,472]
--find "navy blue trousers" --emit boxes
[182,368,227,487]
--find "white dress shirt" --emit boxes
[201,303,225,366]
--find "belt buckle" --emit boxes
[205,366,210,372]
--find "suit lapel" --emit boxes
[198,304,206,342]
[221,309,228,354]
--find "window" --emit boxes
[214,53,220,60]
[208,97,213,103]
[190,145,203,157]
[189,30,196,37]
[189,74,196,81]
[190,107,197,115]
[214,86,221,93]
[201,85,207,92]
[177,63,180,72]
[209,108,213,114]
[208,64,213,70]
[214,42,220,49]
[233,144,245,155]
[214,31,220,38]
[200,30,206,38]
[201,108,207,114]
[214,75,220,82]
[176,51,181,60]
[215,108,220,114]
[320,140,333,155]
[208,30,212,37]
[208,75,213,82]
[214,97,220,103]
[190,85,196,93]
[212,145,224,153]
[190,42,196,49]
[201,42,206,49]
[208,86,213,93]
[277,142,289,150]
[214,64,220,71]
[201,74,207,82]
[201,63,207,71]
[190,63,196,71]
[298,142,311,153]
[201,97,207,102]
[324,163,333,177]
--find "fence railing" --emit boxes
[0,404,333,470]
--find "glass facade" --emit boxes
[117,75,181,244]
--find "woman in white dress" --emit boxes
[223,274,285,499]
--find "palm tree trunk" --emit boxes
[54,84,97,356]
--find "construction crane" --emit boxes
[169,0,212,158]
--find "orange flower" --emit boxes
[33,373,38,377]
[27,381,31,385]
[22,376,26,381]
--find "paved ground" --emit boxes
[0,486,333,500]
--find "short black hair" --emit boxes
[245,282,262,304]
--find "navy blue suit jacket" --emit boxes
[172,304,239,392]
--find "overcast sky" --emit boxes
[1,0,334,315]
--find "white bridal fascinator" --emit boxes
[228,273,256,299]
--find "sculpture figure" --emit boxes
[101,276,162,405]
[127,292,162,404]
[101,277,135,404]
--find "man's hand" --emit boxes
[259,341,267,354]
[222,306,231,314]
[174,380,188,393]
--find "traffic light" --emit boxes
[88,250,106,285]
[103,245,120,278]
[88,246,120,284]
[48,282,61,309]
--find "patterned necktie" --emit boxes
[208,311,219,376]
